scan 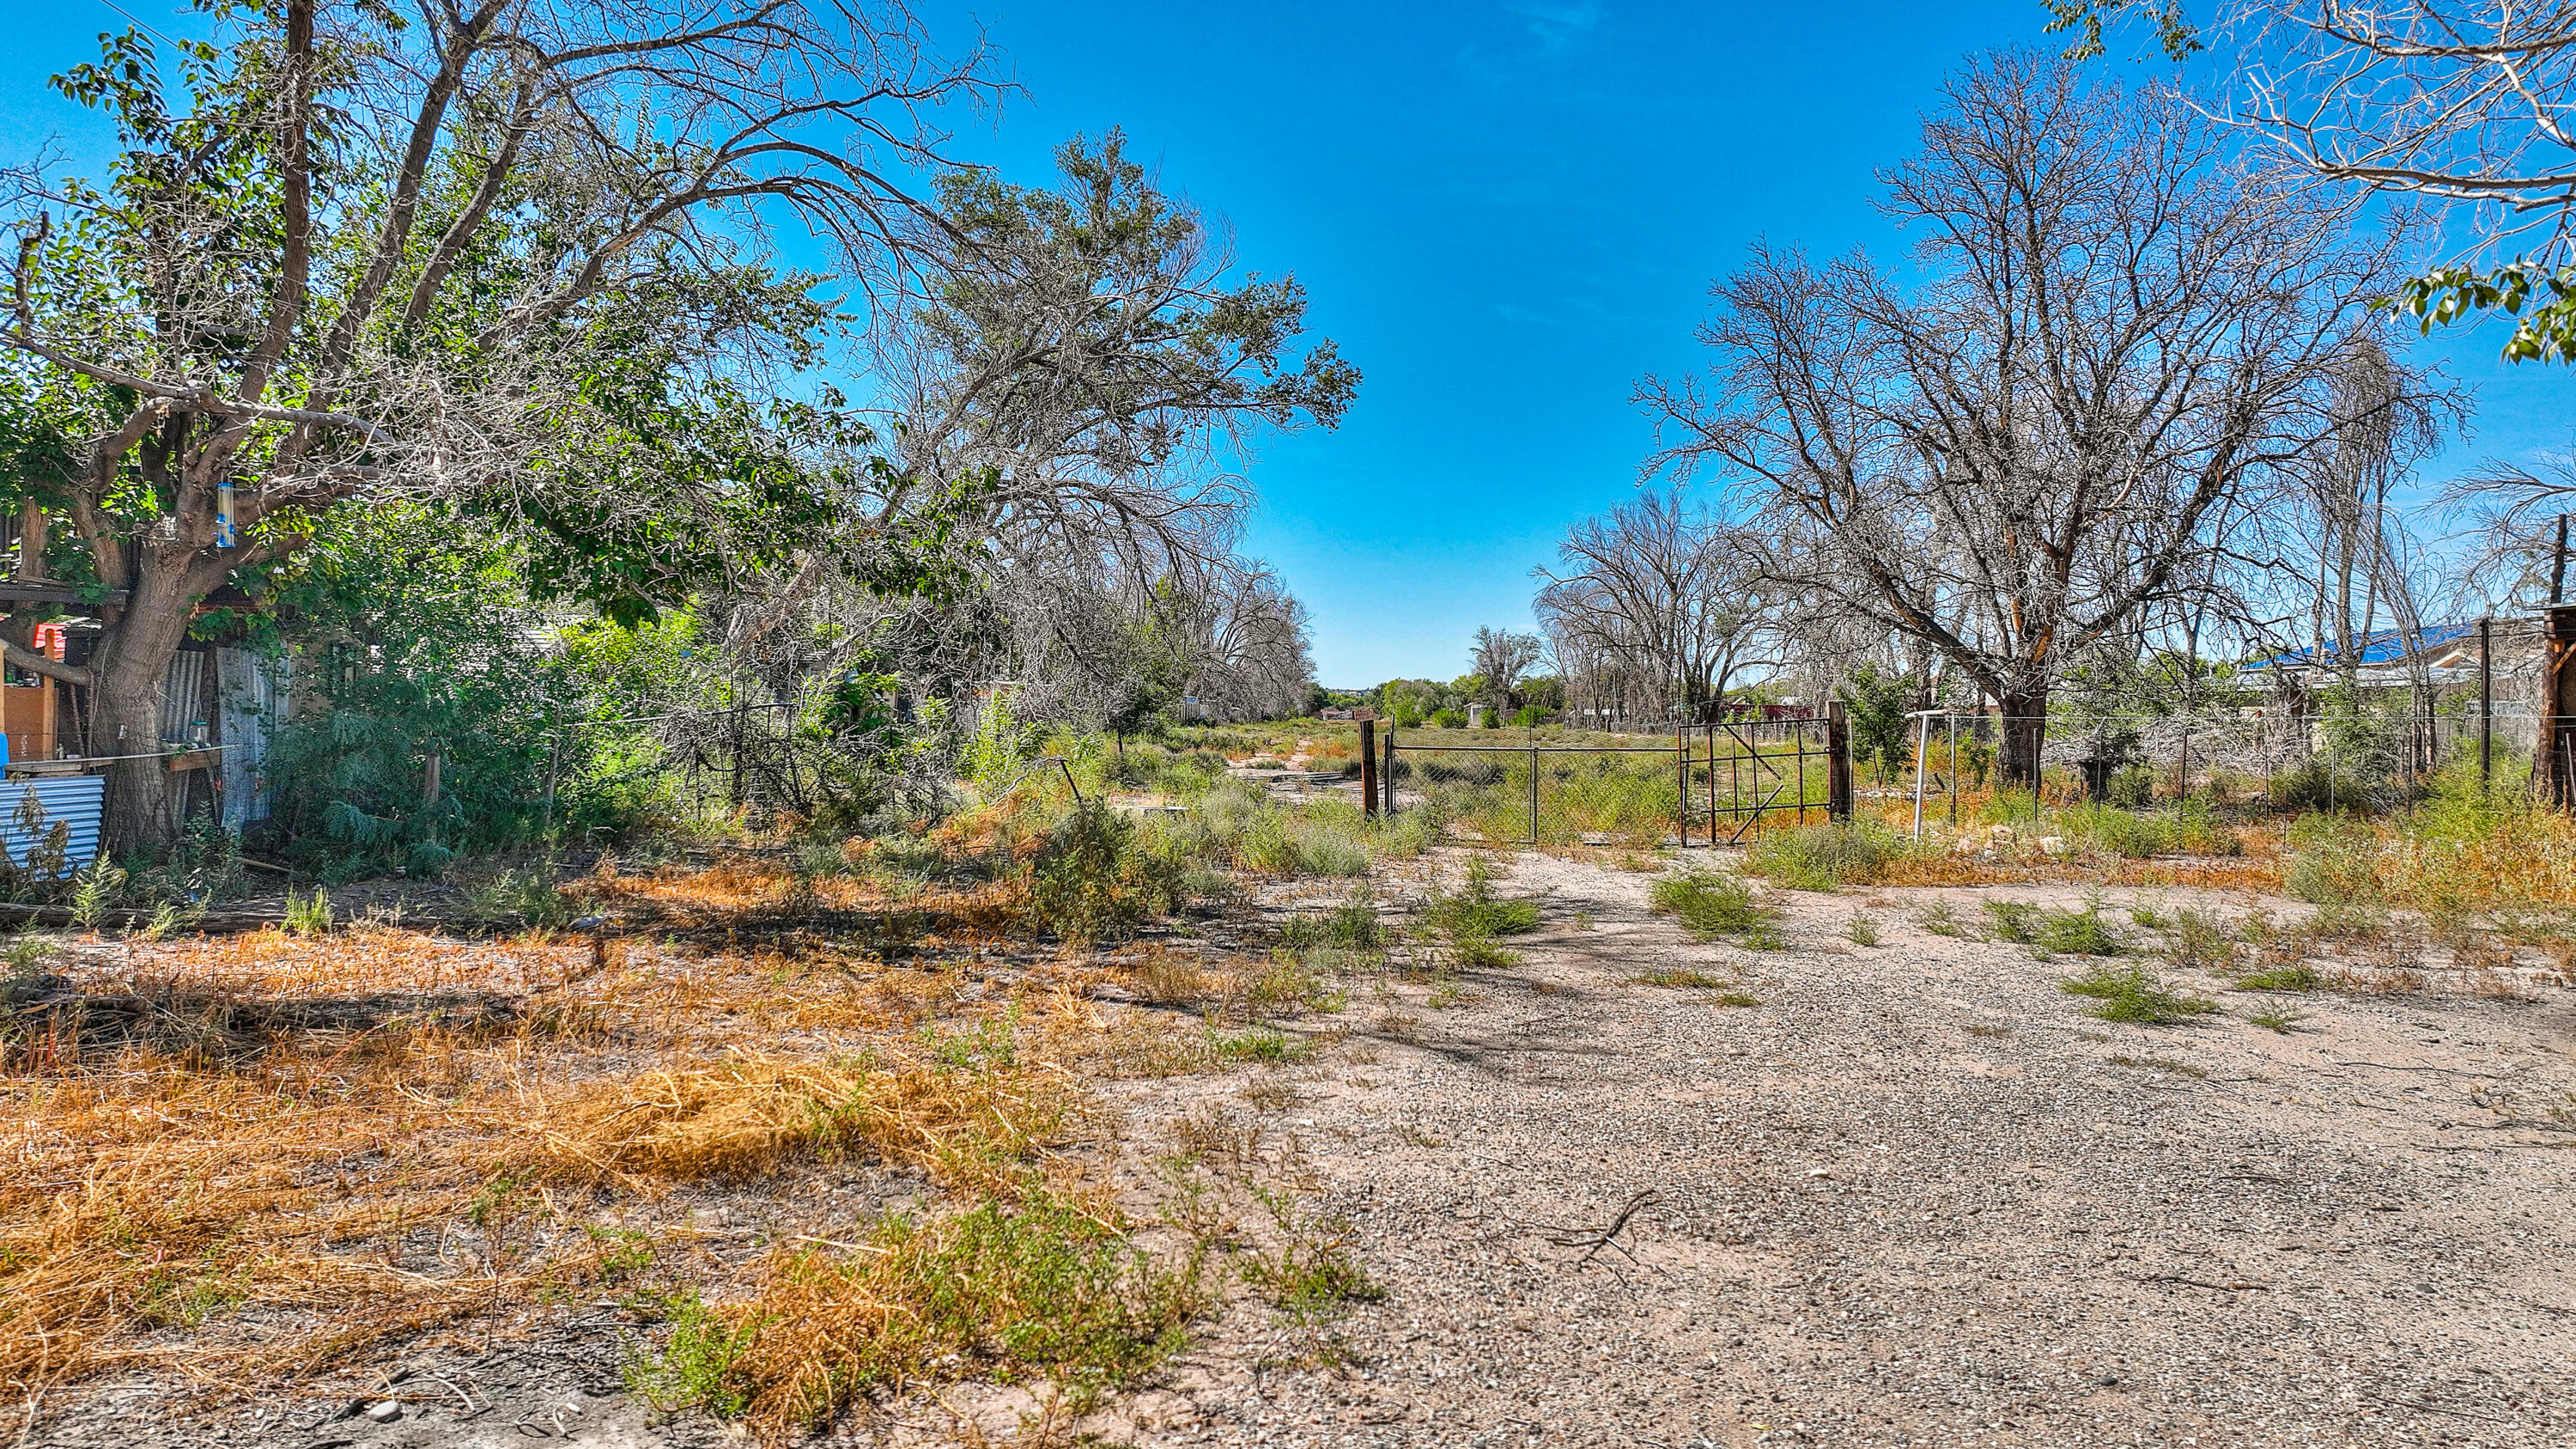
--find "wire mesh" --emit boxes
[1385,728,1682,847]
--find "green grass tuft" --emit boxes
[1648,869,1771,939]
[2058,964,2218,1025]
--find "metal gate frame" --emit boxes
[1681,703,1852,847]
[1377,701,1851,847]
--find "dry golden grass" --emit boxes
[0,856,1101,1409]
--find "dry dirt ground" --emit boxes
[1082,851,2576,1449]
[33,848,2576,1449]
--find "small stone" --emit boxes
[2038,836,2072,857]
[365,1401,401,1423]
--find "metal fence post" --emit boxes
[2480,616,2493,791]
[1383,728,1397,815]
[1528,738,1540,845]
[1675,720,1689,847]
[1947,714,1959,828]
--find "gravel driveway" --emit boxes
[1103,849,2576,1449]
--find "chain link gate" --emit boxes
[1374,703,1850,848]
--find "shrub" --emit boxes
[1648,869,1771,939]
[1029,801,1183,946]
[1745,821,1896,891]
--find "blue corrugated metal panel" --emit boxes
[2250,621,2482,671]
[0,776,103,872]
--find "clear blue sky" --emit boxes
[3,2,2564,686]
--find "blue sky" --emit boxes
[3,2,2565,686]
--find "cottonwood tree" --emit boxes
[1533,483,1774,722]
[1467,626,1543,714]
[2054,1,2576,359]
[1641,53,2419,785]
[2,0,991,846]
[833,131,1350,736]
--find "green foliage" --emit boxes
[1745,821,1897,891]
[284,888,333,937]
[2285,814,2381,905]
[626,1190,1201,1430]
[462,866,572,932]
[1986,897,2119,955]
[2232,963,2321,992]
[2162,908,2239,973]
[1648,869,1771,939]
[1427,857,1542,938]
[1239,1184,1382,1318]
[2058,964,2217,1025]
[1836,666,1913,782]
[1029,801,1185,947]
[2404,260,2576,364]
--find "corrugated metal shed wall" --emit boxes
[0,776,103,873]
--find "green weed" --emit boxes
[1648,869,1771,939]
[1846,912,1880,946]
[2058,964,2218,1025]
[2232,964,2321,992]
[284,886,333,937]
[2242,1004,2306,1032]
[1745,822,1896,891]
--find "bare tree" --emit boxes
[1533,483,1775,723]
[2056,1,2576,358]
[3,0,994,845]
[1641,53,2422,785]
[1468,627,1545,714]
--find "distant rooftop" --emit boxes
[2249,622,2480,672]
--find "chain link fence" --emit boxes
[1888,709,2530,819]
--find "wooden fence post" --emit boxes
[1359,717,1377,818]
[1826,700,1854,822]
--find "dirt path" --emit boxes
[1103,850,2576,1448]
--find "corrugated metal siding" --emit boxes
[162,651,209,745]
[0,775,102,872]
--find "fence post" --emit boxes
[2480,616,2493,792]
[1947,715,1959,828]
[1910,711,1930,842]
[1359,717,1377,819]
[1382,728,1397,815]
[1675,720,1689,847]
[1826,700,1853,822]
[1528,738,1540,846]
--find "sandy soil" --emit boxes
[1093,850,2576,1449]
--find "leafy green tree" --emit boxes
[1837,666,1915,785]
[1,0,987,848]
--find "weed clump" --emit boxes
[1029,801,1184,947]
[1429,856,1541,938]
[2058,964,2218,1025]
[1648,869,1771,939]
[1746,822,1896,891]
[626,1189,1206,1438]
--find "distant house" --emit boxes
[2246,623,2489,693]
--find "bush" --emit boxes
[1745,822,1896,891]
[1029,801,1183,946]
[1428,856,1541,938]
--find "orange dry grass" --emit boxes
[0,916,1090,1403]
[507,1053,1075,1195]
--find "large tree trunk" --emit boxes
[87,578,201,855]
[1997,683,2049,790]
